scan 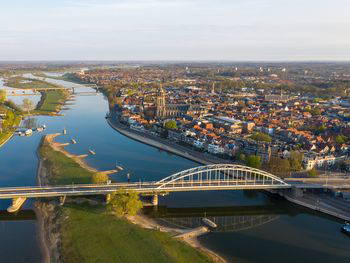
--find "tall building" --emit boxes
[156,85,167,117]
[154,84,207,119]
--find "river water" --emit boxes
[0,76,349,263]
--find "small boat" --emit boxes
[18,132,25,136]
[25,129,33,136]
[88,148,96,155]
[341,223,350,236]
[115,161,123,171]
[36,127,44,132]
[71,139,77,144]
[202,217,218,228]
[42,124,46,130]
[63,129,67,135]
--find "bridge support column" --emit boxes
[152,195,159,206]
[59,195,67,205]
[7,197,27,213]
[106,194,112,203]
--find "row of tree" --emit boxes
[242,151,304,178]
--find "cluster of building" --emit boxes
[75,64,350,172]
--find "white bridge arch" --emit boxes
[155,164,290,191]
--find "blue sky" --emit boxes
[1,0,349,61]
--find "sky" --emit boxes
[0,0,350,61]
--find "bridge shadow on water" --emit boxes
[143,199,301,233]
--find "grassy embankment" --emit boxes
[33,90,69,115]
[5,76,60,90]
[5,76,69,115]
[39,137,95,184]
[38,137,212,263]
[0,107,21,146]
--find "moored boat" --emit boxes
[341,223,350,235]
[25,129,33,136]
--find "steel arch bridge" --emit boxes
[1,164,291,212]
[154,164,290,191]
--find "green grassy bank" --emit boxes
[0,109,21,146]
[61,204,211,263]
[39,137,94,185]
[33,90,69,115]
[38,137,212,262]
[5,76,62,90]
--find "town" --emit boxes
[74,63,350,181]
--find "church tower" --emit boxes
[211,82,216,94]
[156,84,166,118]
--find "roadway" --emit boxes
[0,179,291,199]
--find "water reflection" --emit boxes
[145,205,282,233]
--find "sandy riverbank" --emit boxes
[45,133,117,177]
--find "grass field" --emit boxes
[0,112,21,147]
[39,137,94,184]
[61,204,211,263]
[33,90,68,115]
[5,76,62,90]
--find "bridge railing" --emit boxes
[155,164,290,189]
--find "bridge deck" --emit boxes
[0,180,291,199]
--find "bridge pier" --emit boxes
[59,195,66,205]
[7,197,27,213]
[106,194,111,203]
[152,195,159,206]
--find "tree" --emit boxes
[92,173,109,184]
[250,132,272,142]
[267,156,291,178]
[164,120,177,130]
[289,151,303,171]
[22,98,34,114]
[107,189,143,217]
[308,167,318,177]
[237,152,246,162]
[335,135,347,144]
[245,155,261,169]
[0,90,6,103]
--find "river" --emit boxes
[0,75,349,263]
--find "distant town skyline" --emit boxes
[1,0,350,61]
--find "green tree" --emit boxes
[92,173,109,184]
[289,151,303,171]
[237,152,246,162]
[0,90,6,103]
[267,156,291,178]
[308,167,318,177]
[335,135,347,144]
[245,155,261,169]
[164,120,177,130]
[22,98,34,114]
[107,189,143,217]
[250,132,272,142]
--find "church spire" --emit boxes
[211,82,216,94]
